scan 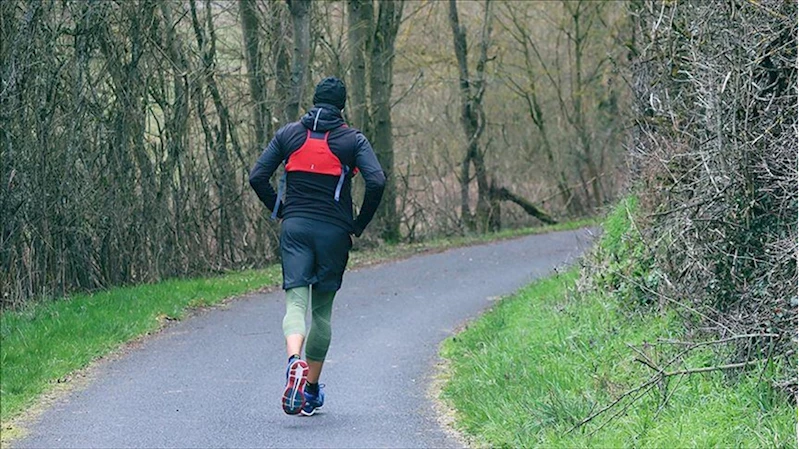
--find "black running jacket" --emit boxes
[249,104,386,236]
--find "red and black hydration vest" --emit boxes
[271,128,356,220]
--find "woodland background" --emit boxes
[1,0,796,380]
[2,0,631,305]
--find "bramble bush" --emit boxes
[621,0,797,396]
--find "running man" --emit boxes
[248,77,385,416]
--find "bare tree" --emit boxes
[240,0,281,259]
[369,0,403,242]
[190,0,248,264]
[346,0,372,131]
[498,1,625,214]
[499,4,582,216]
[564,0,606,209]
[154,0,191,272]
[3,0,634,307]
[240,0,271,147]
[448,0,493,232]
[346,0,403,242]
[286,0,311,123]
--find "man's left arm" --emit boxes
[249,135,284,216]
[352,132,386,236]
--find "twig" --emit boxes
[757,337,776,385]
[567,376,660,433]
[656,333,779,347]
[390,70,424,109]
[569,340,767,435]
[661,359,767,377]
[587,381,659,437]
[653,372,685,420]
[627,343,659,371]
[624,276,733,334]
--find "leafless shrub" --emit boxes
[628,0,797,394]
[0,1,283,307]
[1,0,634,306]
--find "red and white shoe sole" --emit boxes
[281,360,309,415]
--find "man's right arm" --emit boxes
[352,132,386,236]
[249,134,284,216]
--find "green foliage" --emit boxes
[0,267,281,422]
[441,268,796,448]
[591,196,658,307]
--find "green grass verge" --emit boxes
[0,267,282,423]
[440,203,796,448]
[441,270,795,448]
[0,219,593,425]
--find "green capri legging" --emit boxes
[282,286,335,362]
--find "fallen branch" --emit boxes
[490,185,557,224]
[656,333,779,347]
[567,376,660,433]
[661,359,767,377]
[568,347,769,434]
[586,381,659,437]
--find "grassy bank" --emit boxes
[440,207,796,448]
[0,219,594,426]
[0,268,283,424]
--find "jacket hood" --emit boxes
[300,104,346,132]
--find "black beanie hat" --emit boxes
[313,77,347,110]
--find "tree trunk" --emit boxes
[158,0,191,272]
[567,0,604,209]
[448,0,492,233]
[368,0,403,242]
[449,0,472,228]
[191,0,247,264]
[286,0,311,123]
[346,0,402,242]
[471,132,491,231]
[491,185,557,225]
[240,0,280,261]
[270,2,292,127]
[522,90,582,216]
[459,154,473,230]
[487,178,502,231]
[346,0,372,132]
[241,0,271,147]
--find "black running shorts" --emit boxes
[280,216,352,292]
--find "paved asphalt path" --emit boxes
[15,229,595,449]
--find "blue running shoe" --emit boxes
[282,358,309,415]
[301,384,325,416]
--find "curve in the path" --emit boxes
[15,228,595,449]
